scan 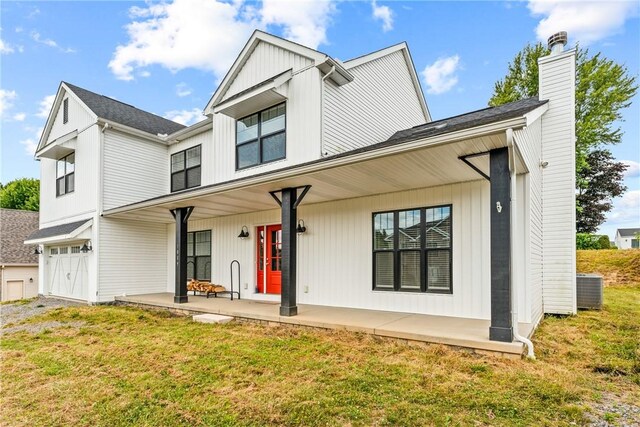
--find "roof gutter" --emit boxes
[104,115,526,216]
[166,117,213,143]
[96,118,167,144]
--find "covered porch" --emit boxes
[104,100,546,346]
[115,292,533,357]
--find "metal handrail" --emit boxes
[230,260,240,301]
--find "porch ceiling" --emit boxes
[106,132,527,224]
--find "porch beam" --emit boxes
[489,148,513,342]
[171,206,193,304]
[280,188,298,316]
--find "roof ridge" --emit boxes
[63,81,178,123]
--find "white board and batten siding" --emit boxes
[40,89,100,227]
[212,41,322,184]
[39,126,100,227]
[514,119,544,325]
[323,50,427,156]
[102,130,169,211]
[166,181,528,322]
[47,88,96,143]
[539,50,577,315]
[98,217,167,302]
[169,128,214,186]
[222,41,314,101]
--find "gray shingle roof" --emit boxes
[25,219,90,242]
[64,82,186,136]
[0,209,39,264]
[617,228,640,237]
[387,97,547,145]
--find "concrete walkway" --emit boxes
[116,293,534,357]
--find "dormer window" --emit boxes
[56,153,75,197]
[236,103,285,170]
[63,98,69,124]
[171,145,201,192]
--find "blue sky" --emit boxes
[1,0,638,238]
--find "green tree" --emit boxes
[489,43,637,231]
[0,178,40,211]
[576,150,627,233]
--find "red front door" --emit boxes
[256,225,282,294]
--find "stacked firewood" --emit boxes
[187,279,226,294]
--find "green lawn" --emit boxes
[1,286,638,426]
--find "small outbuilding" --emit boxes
[0,208,40,301]
[614,228,640,249]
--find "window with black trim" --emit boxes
[236,103,285,170]
[56,153,75,197]
[63,98,69,124]
[373,205,452,293]
[187,230,211,281]
[171,145,201,192]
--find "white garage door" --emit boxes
[47,245,88,300]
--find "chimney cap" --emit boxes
[548,31,568,52]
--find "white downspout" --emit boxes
[320,65,336,158]
[507,128,535,359]
[93,122,108,303]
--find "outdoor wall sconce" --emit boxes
[33,245,43,255]
[80,241,93,253]
[296,219,307,234]
[238,226,249,239]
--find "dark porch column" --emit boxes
[280,188,298,316]
[489,148,513,342]
[171,207,193,304]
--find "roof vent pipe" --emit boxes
[548,31,567,55]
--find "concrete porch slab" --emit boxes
[115,293,532,357]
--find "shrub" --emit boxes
[576,233,600,250]
[597,235,611,249]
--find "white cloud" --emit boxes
[528,0,639,45]
[622,160,640,178]
[31,31,76,53]
[164,108,206,126]
[138,70,151,78]
[608,190,640,222]
[260,0,336,48]
[600,189,640,238]
[20,138,38,156]
[0,39,14,54]
[36,94,55,118]
[176,82,192,97]
[109,0,257,81]
[0,89,17,117]
[13,112,26,121]
[27,7,41,19]
[371,1,393,32]
[421,55,461,95]
[109,0,337,81]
